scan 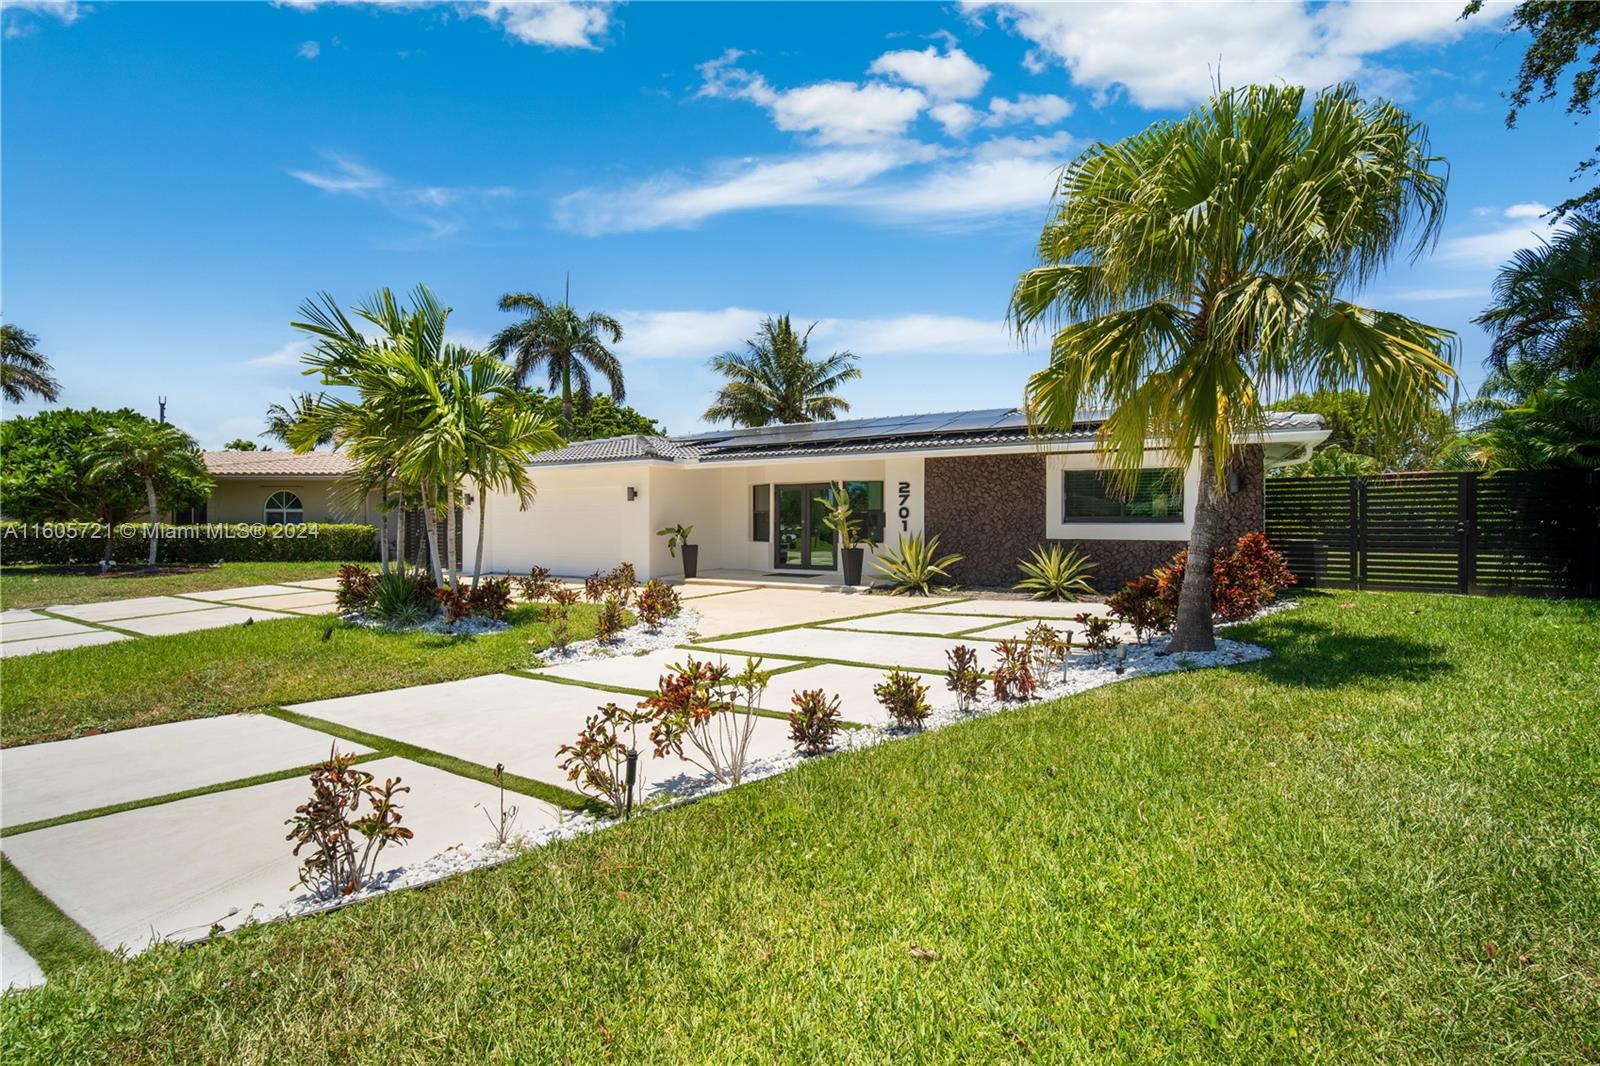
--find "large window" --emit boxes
[841,480,886,543]
[1063,469,1184,522]
[751,484,770,542]
[263,490,305,525]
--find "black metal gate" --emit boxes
[1265,470,1600,597]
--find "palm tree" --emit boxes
[263,391,333,448]
[1453,360,1600,470]
[1475,212,1600,383]
[86,420,210,570]
[703,315,860,427]
[1011,84,1457,651]
[491,293,624,429]
[1,324,62,405]
[463,389,563,583]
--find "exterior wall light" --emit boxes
[627,486,638,501]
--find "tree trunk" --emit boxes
[143,475,160,571]
[472,479,487,585]
[419,485,445,588]
[443,473,459,592]
[561,358,573,430]
[1168,438,1223,653]
[99,507,115,571]
[377,476,391,576]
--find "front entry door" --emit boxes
[775,484,836,570]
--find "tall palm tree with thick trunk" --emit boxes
[1,324,62,405]
[704,315,860,427]
[1012,84,1457,651]
[491,294,624,430]
[86,420,210,570]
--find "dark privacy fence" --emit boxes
[1265,470,1600,597]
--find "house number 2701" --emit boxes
[898,481,911,532]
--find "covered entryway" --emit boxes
[774,483,837,571]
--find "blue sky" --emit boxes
[1,0,1589,446]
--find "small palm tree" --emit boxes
[86,420,210,570]
[704,315,860,427]
[491,293,624,430]
[1012,83,1457,651]
[263,392,333,448]
[1474,213,1600,383]
[1,324,62,405]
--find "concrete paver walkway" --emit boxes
[1,714,370,829]
[3,757,559,954]
[0,586,1130,973]
[1,930,43,992]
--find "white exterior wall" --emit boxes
[466,463,646,577]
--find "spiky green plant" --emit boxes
[1013,545,1097,601]
[873,532,962,595]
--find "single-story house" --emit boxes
[189,450,368,525]
[466,407,1329,590]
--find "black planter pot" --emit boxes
[681,544,699,579]
[842,546,865,587]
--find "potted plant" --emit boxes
[657,523,697,578]
[816,482,874,587]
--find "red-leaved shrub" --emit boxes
[1154,532,1296,620]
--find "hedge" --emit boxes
[0,522,380,565]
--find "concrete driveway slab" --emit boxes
[820,610,1006,636]
[970,618,1139,643]
[1,714,371,828]
[923,599,1110,620]
[689,588,954,640]
[705,628,1007,673]
[1,757,560,954]
[762,662,957,728]
[111,605,291,636]
[0,609,46,624]
[0,630,132,658]
[182,584,311,602]
[228,591,339,613]
[1,929,44,992]
[49,596,223,623]
[283,577,343,591]
[0,617,102,642]
[534,646,763,694]
[288,674,792,802]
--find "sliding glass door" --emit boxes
[774,484,836,570]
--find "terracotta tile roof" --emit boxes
[202,450,355,477]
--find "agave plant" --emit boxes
[1014,545,1097,601]
[873,532,962,595]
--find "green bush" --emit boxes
[0,522,378,564]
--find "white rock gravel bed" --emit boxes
[247,618,1277,936]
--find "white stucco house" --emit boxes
[466,407,1328,591]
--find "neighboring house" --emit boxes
[466,407,1329,590]
[190,451,367,525]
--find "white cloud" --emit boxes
[1389,287,1489,302]
[614,308,1013,361]
[868,44,989,101]
[298,39,321,59]
[982,92,1071,127]
[1438,203,1554,266]
[929,102,980,136]
[288,152,518,241]
[974,0,1489,109]
[699,51,928,146]
[244,340,314,369]
[554,132,1072,235]
[470,1,612,50]
[554,144,932,235]
[1,0,82,36]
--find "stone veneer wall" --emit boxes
[922,445,1265,592]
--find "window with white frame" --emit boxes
[263,490,304,525]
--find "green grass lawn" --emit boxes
[2,591,1595,1063]
[0,561,356,610]
[1,604,605,746]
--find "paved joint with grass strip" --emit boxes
[1,758,559,955]
[0,588,1149,985]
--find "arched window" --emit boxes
[264,490,304,525]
